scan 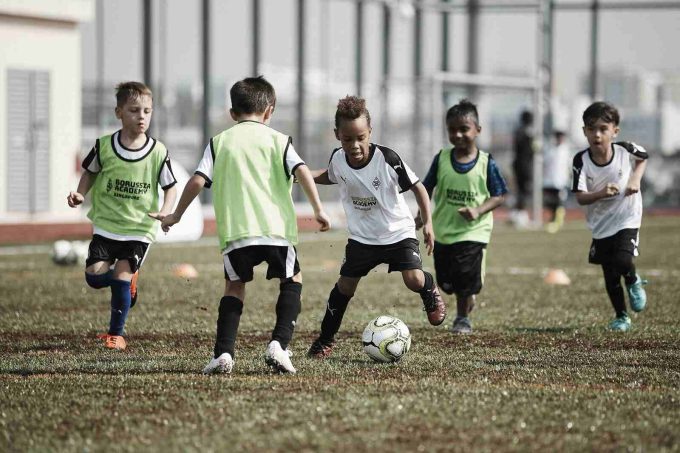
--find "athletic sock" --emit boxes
[623,266,638,286]
[417,271,435,298]
[603,265,627,317]
[109,279,132,335]
[319,284,352,344]
[85,270,113,289]
[214,296,243,359]
[271,281,303,350]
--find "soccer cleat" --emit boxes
[104,334,127,350]
[422,285,447,326]
[626,275,648,313]
[130,271,139,308]
[307,338,336,359]
[450,316,472,334]
[203,352,234,375]
[608,313,631,332]
[265,340,296,374]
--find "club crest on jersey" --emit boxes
[372,177,381,189]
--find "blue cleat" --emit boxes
[608,313,631,332]
[626,275,648,313]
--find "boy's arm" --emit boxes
[411,182,434,255]
[311,168,332,185]
[457,195,505,221]
[67,171,97,207]
[575,183,619,205]
[152,185,177,217]
[149,174,205,232]
[294,165,331,231]
[625,158,647,196]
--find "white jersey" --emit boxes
[328,143,419,245]
[543,142,571,189]
[572,141,648,239]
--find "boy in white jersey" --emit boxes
[572,101,649,332]
[307,96,446,359]
[155,76,330,374]
[67,81,177,350]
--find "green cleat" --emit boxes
[608,313,631,332]
[626,275,648,313]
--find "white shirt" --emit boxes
[194,138,305,253]
[543,142,571,189]
[572,141,648,239]
[328,144,419,245]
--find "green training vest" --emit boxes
[432,148,493,244]
[87,133,167,241]
[211,121,298,251]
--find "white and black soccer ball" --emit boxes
[51,240,77,266]
[362,315,411,363]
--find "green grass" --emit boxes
[1,216,679,452]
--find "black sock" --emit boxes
[319,284,352,344]
[271,281,303,350]
[622,265,638,286]
[603,265,627,317]
[417,271,435,298]
[214,296,243,358]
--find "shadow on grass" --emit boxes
[511,327,577,334]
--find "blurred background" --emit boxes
[1,0,680,233]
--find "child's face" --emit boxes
[335,115,372,167]
[447,115,480,150]
[583,119,619,153]
[116,94,153,135]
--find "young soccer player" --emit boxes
[155,76,330,374]
[67,81,177,351]
[543,130,572,233]
[572,101,648,332]
[418,99,508,334]
[307,95,446,359]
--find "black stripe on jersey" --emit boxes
[82,142,99,173]
[615,141,649,160]
[571,149,587,192]
[158,150,178,190]
[195,171,212,188]
[111,132,157,162]
[283,136,293,179]
[329,147,341,165]
[209,137,216,162]
[377,145,416,193]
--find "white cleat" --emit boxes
[203,352,234,375]
[265,340,296,374]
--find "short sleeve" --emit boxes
[380,146,418,193]
[194,142,214,188]
[486,156,508,197]
[285,142,305,177]
[159,153,177,189]
[571,150,588,192]
[422,153,440,196]
[327,149,340,184]
[82,141,101,173]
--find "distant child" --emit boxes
[67,81,177,351]
[418,99,507,334]
[543,130,572,233]
[572,101,648,332]
[156,76,330,374]
[307,95,446,359]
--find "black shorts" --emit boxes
[340,238,423,278]
[86,234,149,272]
[223,245,300,282]
[433,241,486,297]
[588,228,639,265]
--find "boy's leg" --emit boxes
[84,236,115,289]
[602,264,627,317]
[451,294,475,334]
[213,280,246,359]
[105,260,134,349]
[271,274,303,350]
[401,268,446,326]
[314,277,359,346]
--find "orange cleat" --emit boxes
[130,271,139,307]
[104,335,127,350]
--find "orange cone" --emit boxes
[544,268,571,285]
[173,263,199,279]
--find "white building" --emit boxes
[0,0,93,221]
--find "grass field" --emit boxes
[1,216,679,452]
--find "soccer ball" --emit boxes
[362,315,411,363]
[51,240,77,266]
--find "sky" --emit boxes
[80,0,680,102]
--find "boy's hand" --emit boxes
[457,206,480,221]
[602,182,620,198]
[315,210,331,232]
[67,191,84,208]
[625,179,641,196]
[149,212,180,232]
[421,222,434,256]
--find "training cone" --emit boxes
[173,263,199,279]
[544,268,571,285]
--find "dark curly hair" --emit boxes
[445,98,479,126]
[335,95,371,128]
